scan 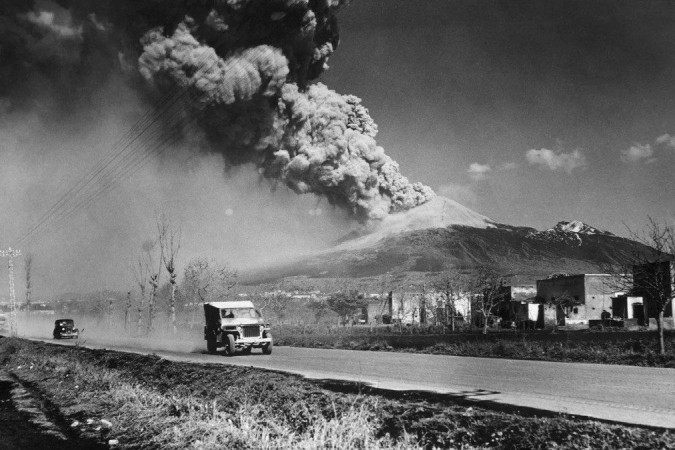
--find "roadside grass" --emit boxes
[1,338,673,449]
[273,325,675,367]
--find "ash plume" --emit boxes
[1,0,434,221]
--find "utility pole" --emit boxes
[1,247,22,337]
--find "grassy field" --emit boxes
[1,337,674,449]
[273,325,675,367]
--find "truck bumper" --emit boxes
[56,332,79,339]
[235,337,272,347]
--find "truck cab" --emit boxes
[203,301,273,355]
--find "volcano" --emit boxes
[244,197,651,286]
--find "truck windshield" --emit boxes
[220,308,259,319]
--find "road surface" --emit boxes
[19,335,675,429]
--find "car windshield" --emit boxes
[220,308,259,319]
[56,320,73,327]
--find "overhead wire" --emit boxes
[12,23,246,248]
[13,84,185,246]
[27,114,202,247]
[16,94,194,247]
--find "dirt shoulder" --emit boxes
[0,371,106,449]
[1,337,673,449]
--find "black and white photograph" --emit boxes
[0,0,674,448]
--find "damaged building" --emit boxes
[536,274,644,326]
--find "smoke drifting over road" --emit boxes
[1,0,434,221]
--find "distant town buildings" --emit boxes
[356,266,673,330]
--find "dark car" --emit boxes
[53,319,79,339]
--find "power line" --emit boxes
[13,87,184,246]
[13,48,222,246]
[25,115,200,247]
[12,19,257,248]
[14,89,195,247]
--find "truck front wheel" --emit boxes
[262,335,273,355]
[224,334,236,356]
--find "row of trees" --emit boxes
[59,216,672,356]
[321,266,512,334]
[127,216,239,335]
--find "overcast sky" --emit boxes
[323,0,675,234]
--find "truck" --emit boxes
[203,301,273,355]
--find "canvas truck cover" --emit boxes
[204,301,256,328]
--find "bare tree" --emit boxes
[434,271,466,331]
[259,292,289,323]
[144,218,168,335]
[468,266,511,334]
[327,290,365,326]
[182,258,211,327]
[607,217,674,355]
[160,217,182,334]
[545,291,584,321]
[132,252,150,335]
[124,291,132,331]
[417,282,428,325]
[107,290,114,327]
[24,253,33,313]
[215,264,238,297]
[182,258,238,325]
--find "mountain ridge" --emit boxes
[242,198,650,287]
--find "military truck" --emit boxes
[203,301,273,355]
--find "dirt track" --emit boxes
[21,333,675,429]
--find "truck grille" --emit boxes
[242,325,260,338]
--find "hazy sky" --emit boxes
[323,0,675,234]
[2,0,675,297]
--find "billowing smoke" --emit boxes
[1,0,434,221]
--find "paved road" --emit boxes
[21,335,675,429]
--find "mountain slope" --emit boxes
[244,198,652,286]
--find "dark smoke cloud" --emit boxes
[0,0,434,221]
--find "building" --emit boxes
[536,274,642,326]
[632,260,674,327]
[364,291,471,325]
[492,285,538,326]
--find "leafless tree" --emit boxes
[182,258,211,327]
[327,290,365,326]
[544,291,584,319]
[259,291,289,323]
[132,252,150,335]
[160,217,182,333]
[467,266,511,334]
[606,217,674,355]
[107,290,114,327]
[24,253,33,313]
[417,282,428,325]
[144,218,168,334]
[124,291,132,331]
[434,271,466,331]
[215,264,238,296]
[182,258,238,326]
